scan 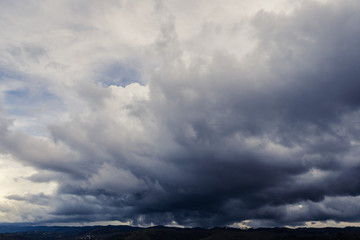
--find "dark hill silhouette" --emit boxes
[1,225,360,240]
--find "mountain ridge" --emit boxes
[1,225,360,239]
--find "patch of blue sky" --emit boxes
[0,66,23,81]
[2,85,65,137]
[4,88,62,116]
[95,61,142,87]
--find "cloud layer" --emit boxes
[1,0,360,228]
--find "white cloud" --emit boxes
[0,154,57,222]
[1,0,360,227]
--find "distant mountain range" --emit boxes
[1,225,360,240]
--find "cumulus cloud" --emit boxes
[1,0,360,228]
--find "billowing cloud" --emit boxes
[1,0,360,228]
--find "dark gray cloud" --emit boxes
[2,0,360,228]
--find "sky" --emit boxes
[1,0,360,229]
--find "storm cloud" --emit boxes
[1,0,360,228]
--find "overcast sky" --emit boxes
[1,0,360,228]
